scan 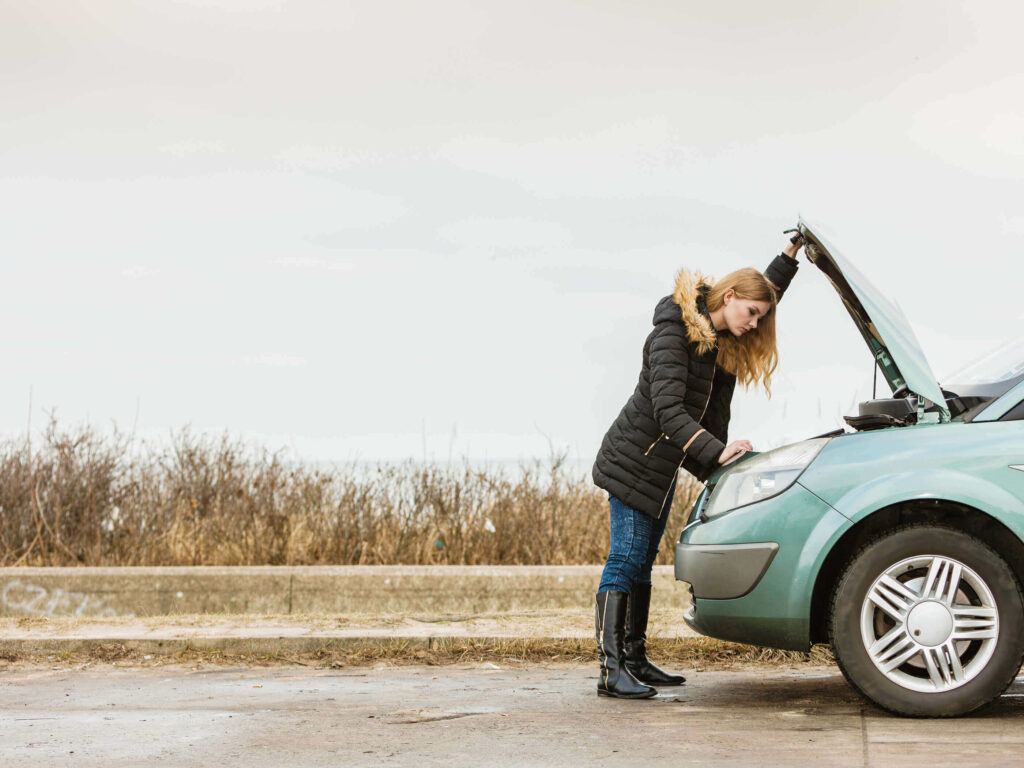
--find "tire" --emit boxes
[829,524,1024,717]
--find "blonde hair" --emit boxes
[705,268,779,395]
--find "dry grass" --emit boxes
[0,417,702,567]
[315,638,837,669]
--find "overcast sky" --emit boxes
[2,1,1022,466]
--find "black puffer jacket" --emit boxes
[591,254,799,519]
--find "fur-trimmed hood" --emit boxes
[651,268,718,356]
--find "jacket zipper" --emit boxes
[643,433,665,456]
[656,357,717,519]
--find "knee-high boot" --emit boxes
[595,590,657,699]
[624,583,686,685]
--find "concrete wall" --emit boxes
[0,566,689,618]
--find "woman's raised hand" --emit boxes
[718,439,754,465]
[783,232,804,259]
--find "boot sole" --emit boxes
[597,688,657,699]
[626,666,687,686]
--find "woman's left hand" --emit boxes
[783,233,804,259]
[719,439,754,465]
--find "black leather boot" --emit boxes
[624,583,686,685]
[595,591,657,699]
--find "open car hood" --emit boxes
[798,218,949,420]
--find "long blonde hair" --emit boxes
[705,268,779,395]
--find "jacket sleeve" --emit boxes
[648,323,726,471]
[764,252,800,301]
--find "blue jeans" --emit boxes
[598,478,676,593]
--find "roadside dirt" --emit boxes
[2,608,692,639]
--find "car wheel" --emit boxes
[829,524,1024,717]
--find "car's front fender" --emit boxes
[799,422,1024,535]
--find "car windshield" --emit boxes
[945,337,1024,384]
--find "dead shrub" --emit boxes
[0,417,702,566]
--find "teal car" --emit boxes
[674,219,1024,717]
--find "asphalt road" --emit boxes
[3,663,1024,767]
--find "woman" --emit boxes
[591,234,804,699]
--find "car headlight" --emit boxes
[702,438,830,519]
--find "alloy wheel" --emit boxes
[859,555,999,694]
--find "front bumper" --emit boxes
[673,481,850,651]
[674,542,778,599]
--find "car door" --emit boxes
[967,383,1024,503]
[997,397,1024,499]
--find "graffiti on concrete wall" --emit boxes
[1,580,127,618]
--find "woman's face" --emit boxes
[722,290,772,337]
